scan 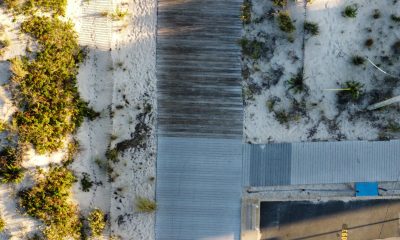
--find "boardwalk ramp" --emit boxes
[155,0,244,239]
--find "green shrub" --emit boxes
[0,38,10,48]
[391,14,400,22]
[241,0,251,24]
[304,21,319,35]
[136,197,156,213]
[342,5,357,18]
[19,166,81,240]
[0,215,5,232]
[23,0,67,16]
[10,16,86,153]
[87,209,106,237]
[352,55,365,65]
[240,38,263,60]
[105,148,118,162]
[287,70,307,94]
[80,172,93,192]
[272,0,287,7]
[0,147,24,184]
[277,11,295,33]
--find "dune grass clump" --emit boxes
[10,16,90,153]
[0,39,10,48]
[352,55,365,65]
[0,147,24,184]
[241,0,251,24]
[240,38,264,60]
[342,5,357,18]
[372,9,381,19]
[87,209,106,237]
[277,11,295,33]
[101,7,128,21]
[304,21,319,35]
[365,38,374,47]
[287,70,307,94]
[272,0,287,7]
[391,14,400,23]
[336,81,364,103]
[136,197,157,213]
[19,166,81,240]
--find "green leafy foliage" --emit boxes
[272,0,287,7]
[87,209,106,237]
[342,5,357,18]
[0,147,24,184]
[241,0,251,24]
[240,38,263,60]
[136,197,157,213]
[24,0,67,15]
[304,21,319,35]
[80,172,93,192]
[0,215,5,232]
[19,166,81,240]
[10,16,87,153]
[277,11,295,33]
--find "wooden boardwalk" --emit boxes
[156,0,243,139]
[155,0,244,239]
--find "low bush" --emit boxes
[0,147,24,184]
[240,38,263,60]
[277,11,295,33]
[136,197,157,213]
[80,172,93,192]
[19,166,81,240]
[0,38,10,48]
[272,0,287,7]
[304,21,319,35]
[23,0,67,15]
[241,0,251,24]
[87,209,106,237]
[342,5,357,18]
[10,16,88,153]
[0,215,5,232]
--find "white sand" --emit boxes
[244,0,400,143]
[0,0,157,238]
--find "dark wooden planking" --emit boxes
[156,0,243,138]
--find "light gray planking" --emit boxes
[244,140,400,187]
[243,144,291,187]
[156,137,242,240]
[291,140,400,185]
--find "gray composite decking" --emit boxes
[243,140,400,187]
[155,0,244,239]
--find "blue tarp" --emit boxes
[355,182,379,196]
